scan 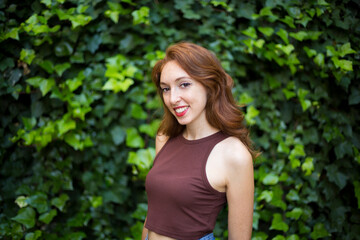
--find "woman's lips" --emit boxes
[174,106,189,117]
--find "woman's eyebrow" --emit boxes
[160,76,191,85]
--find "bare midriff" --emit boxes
[148,231,176,240]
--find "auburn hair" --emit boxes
[152,42,259,159]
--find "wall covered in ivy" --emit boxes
[1,0,359,239]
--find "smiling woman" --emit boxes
[159,61,208,127]
[142,42,259,240]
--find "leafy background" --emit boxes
[1,0,359,239]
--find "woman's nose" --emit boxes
[169,89,181,105]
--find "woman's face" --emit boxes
[159,61,208,127]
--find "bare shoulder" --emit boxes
[155,133,169,154]
[218,136,253,169]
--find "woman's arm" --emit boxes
[225,140,254,240]
[141,217,148,240]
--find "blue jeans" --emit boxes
[145,232,214,240]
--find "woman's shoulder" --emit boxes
[217,136,253,168]
[155,133,169,154]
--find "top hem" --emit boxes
[145,223,210,240]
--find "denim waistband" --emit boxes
[145,232,214,240]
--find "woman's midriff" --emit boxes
[148,231,176,240]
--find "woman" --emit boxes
[142,42,257,240]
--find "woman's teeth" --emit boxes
[175,106,189,113]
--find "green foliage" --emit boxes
[0,0,359,239]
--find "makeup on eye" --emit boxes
[180,82,191,88]
[160,82,192,93]
[161,87,170,92]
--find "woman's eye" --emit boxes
[180,82,191,88]
[161,87,170,92]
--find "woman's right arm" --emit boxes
[141,217,148,240]
[142,133,169,240]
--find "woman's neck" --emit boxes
[183,123,219,140]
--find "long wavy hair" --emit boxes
[152,42,259,159]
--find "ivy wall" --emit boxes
[1,0,359,239]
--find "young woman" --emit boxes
[142,42,257,240]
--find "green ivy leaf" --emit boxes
[242,26,257,39]
[55,63,71,76]
[87,34,102,54]
[39,209,57,224]
[276,29,289,44]
[89,196,103,208]
[26,192,48,214]
[25,230,42,240]
[281,16,296,28]
[127,148,155,172]
[338,42,357,57]
[354,181,360,209]
[39,78,55,96]
[132,6,150,25]
[270,213,289,232]
[131,203,148,220]
[64,132,82,150]
[0,57,15,71]
[331,57,353,71]
[51,193,69,212]
[126,127,144,148]
[262,173,279,185]
[38,60,54,74]
[252,232,268,240]
[22,117,37,131]
[257,6,275,18]
[286,207,303,220]
[245,105,259,125]
[20,49,36,65]
[12,207,36,229]
[349,88,360,105]
[40,0,51,7]
[282,89,296,99]
[258,27,274,37]
[289,31,308,41]
[314,53,324,67]
[66,232,86,240]
[239,92,254,104]
[272,235,285,240]
[70,14,92,29]
[310,223,330,239]
[301,157,314,176]
[286,234,300,240]
[55,41,74,57]
[303,47,317,57]
[57,116,76,136]
[276,44,294,55]
[110,126,126,145]
[258,190,273,202]
[254,39,265,49]
[277,141,290,154]
[325,164,348,189]
[102,78,134,93]
[130,103,147,120]
[286,189,300,201]
[15,196,29,208]
[253,211,260,230]
[334,141,353,159]
[139,120,161,138]
[271,185,287,211]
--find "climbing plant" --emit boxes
[0,0,359,239]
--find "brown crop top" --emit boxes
[145,131,229,239]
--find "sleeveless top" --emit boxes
[145,131,229,239]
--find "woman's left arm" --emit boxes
[225,143,254,240]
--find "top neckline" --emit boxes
[178,131,223,145]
